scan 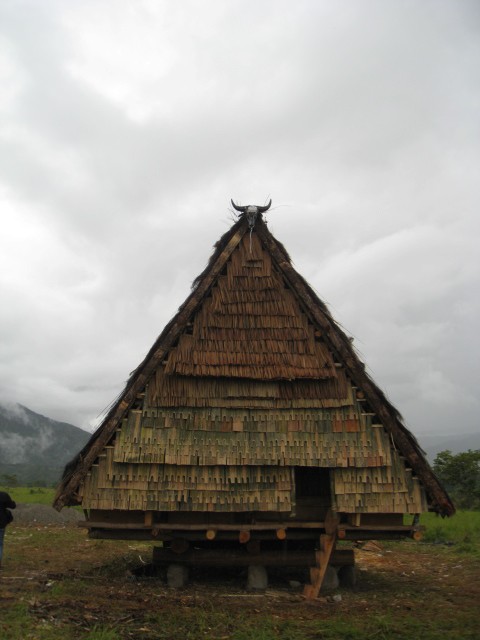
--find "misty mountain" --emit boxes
[418,432,480,462]
[1,402,478,485]
[0,402,90,485]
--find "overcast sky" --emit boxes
[0,0,478,441]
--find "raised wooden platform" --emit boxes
[151,547,354,568]
[79,519,420,541]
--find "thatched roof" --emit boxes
[54,211,454,516]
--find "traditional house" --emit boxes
[54,201,453,595]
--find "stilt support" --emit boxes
[303,509,339,600]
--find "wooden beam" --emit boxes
[152,548,312,567]
[303,532,337,600]
[79,521,327,531]
[239,530,251,544]
[303,510,339,600]
[246,540,261,555]
[324,509,338,535]
[80,520,419,542]
[151,547,354,568]
[171,538,190,554]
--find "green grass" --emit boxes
[141,608,480,640]
[83,627,122,640]
[0,605,122,640]
[1,523,479,640]
[421,510,480,554]
[0,485,56,505]
[1,499,479,639]
[0,603,74,640]
[2,599,479,640]
[2,604,478,640]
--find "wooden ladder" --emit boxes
[303,509,339,600]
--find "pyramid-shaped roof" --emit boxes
[54,208,454,516]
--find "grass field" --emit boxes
[1,491,479,639]
[0,486,56,506]
[3,486,479,549]
[420,511,480,556]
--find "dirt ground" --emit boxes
[1,507,479,639]
[12,504,85,526]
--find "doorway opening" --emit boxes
[293,467,331,520]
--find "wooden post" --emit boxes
[303,509,339,600]
[144,511,153,527]
[239,530,251,544]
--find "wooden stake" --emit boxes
[239,530,251,544]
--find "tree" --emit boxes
[433,449,480,510]
[0,473,18,488]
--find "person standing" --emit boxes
[0,490,16,569]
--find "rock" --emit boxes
[289,580,302,589]
[361,541,383,553]
[247,565,268,591]
[167,564,189,588]
[320,565,339,592]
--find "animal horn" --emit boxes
[257,199,272,213]
[231,199,247,213]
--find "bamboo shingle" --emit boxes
[56,211,454,519]
[164,236,337,380]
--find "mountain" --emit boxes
[418,432,480,462]
[0,403,90,486]
[2,401,476,485]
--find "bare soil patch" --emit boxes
[12,504,84,526]
[1,520,479,639]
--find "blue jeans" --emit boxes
[0,528,5,563]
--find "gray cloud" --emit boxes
[0,0,478,438]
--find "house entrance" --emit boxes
[294,467,331,520]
